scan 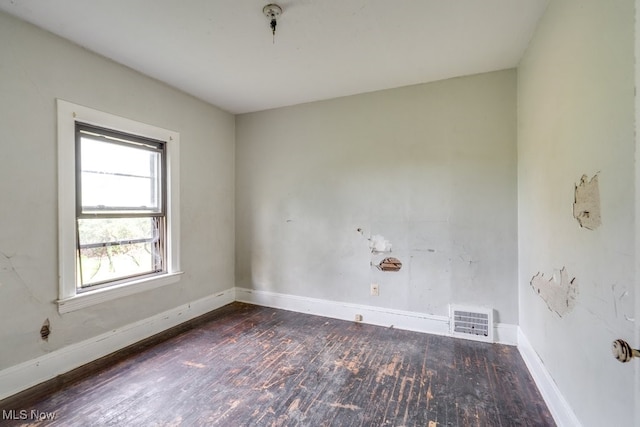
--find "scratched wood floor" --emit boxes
[3,303,555,426]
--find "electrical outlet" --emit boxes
[371,283,379,296]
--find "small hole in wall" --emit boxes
[40,319,51,341]
[378,257,402,272]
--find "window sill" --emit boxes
[57,272,183,314]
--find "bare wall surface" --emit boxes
[518,0,635,425]
[0,12,235,370]
[236,70,518,324]
[636,1,640,423]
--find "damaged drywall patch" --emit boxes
[573,174,601,230]
[369,234,392,253]
[40,318,51,341]
[530,268,578,317]
[378,257,402,272]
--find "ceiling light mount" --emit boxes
[263,3,282,43]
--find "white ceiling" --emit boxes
[0,0,548,114]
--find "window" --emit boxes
[57,100,181,313]
[76,124,166,289]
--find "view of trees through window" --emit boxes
[77,217,161,287]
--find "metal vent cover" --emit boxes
[449,305,494,343]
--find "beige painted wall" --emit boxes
[518,0,636,425]
[236,70,518,324]
[0,12,235,369]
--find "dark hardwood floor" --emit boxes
[0,303,554,426]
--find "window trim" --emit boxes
[57,99,181,314]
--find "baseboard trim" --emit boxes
[0,286,522,403]
[517,328,582,427]
[0,288,235,402]
[235,287,518,345]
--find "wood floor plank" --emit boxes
[0,303,555,426]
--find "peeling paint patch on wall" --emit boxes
[378,257,402,272]
[369,235,392,253]
[573,174,601,230]
[530,268,578,317]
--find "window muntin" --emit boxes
[75,123,167,289]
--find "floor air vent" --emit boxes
[449,305,494,343]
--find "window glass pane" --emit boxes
[77,217,163,287]
[80,137,162,214]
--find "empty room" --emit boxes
[0,0,638,426]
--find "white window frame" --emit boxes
[57,99,181,313]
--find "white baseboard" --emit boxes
[235,286,450,336]
[235,287,518,345]
[0,286,521,402]
[0,288,235,401]
[517,328,582,427]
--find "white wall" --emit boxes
[518,0,636,425]
[236,70,518,325]
[0,12,235,369]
